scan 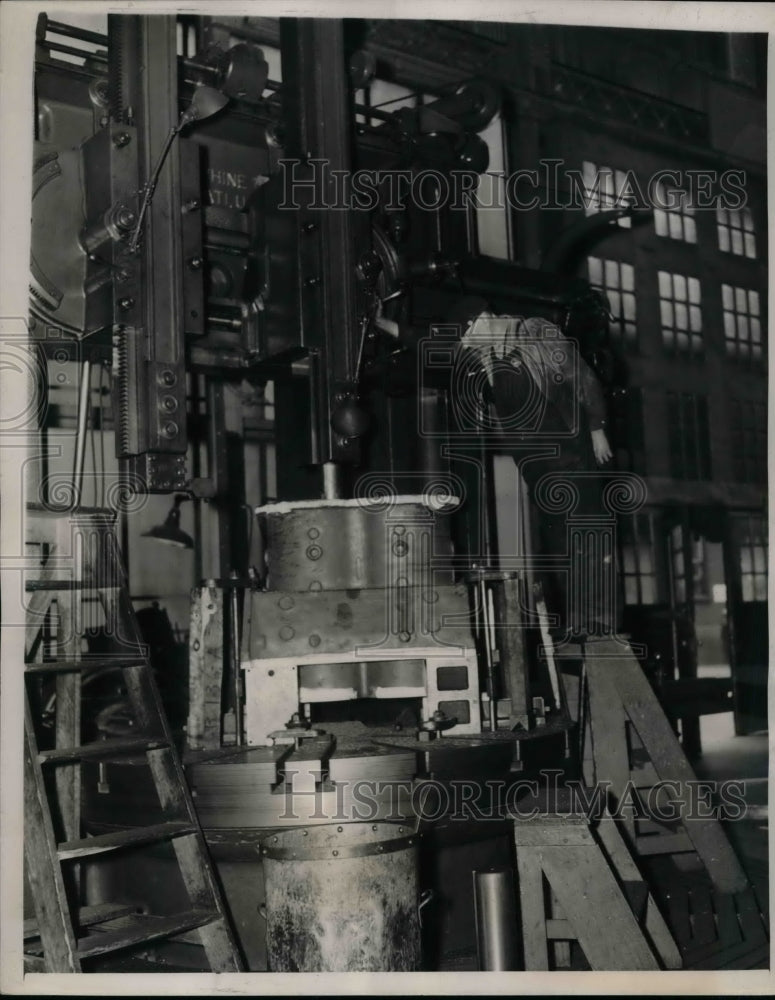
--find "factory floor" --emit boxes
[91,711,772,975]
[437,710,770,973]
[693,713,769,909]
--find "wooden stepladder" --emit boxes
[557,637,749,895]
[22,506,243,973]
[513,790,682,971]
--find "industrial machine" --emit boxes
[27,11,751,974]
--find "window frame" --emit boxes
[716,205,757,259]
[732,513,768,603]
[619,510,662,606]
[581,160,633,228]
[722,283,764,363]
[658,270,703,356]
[653,181,697,244]
[666,391,712,481]
[730,398,767,484]
[587,255,637,349]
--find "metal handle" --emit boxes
[418,889,434,927]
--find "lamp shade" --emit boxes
[183,85,229,125]
[142,497,194,549]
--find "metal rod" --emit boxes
[46,19,108,45]
[73,360,92,507]
[40,39,108,63]
[478,578,497,731]
[472,869,519,971]
[322,462,342,500]
[486,584,498,730]
[230,570,243,746]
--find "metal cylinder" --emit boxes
[261,822,421,972]
[322,461,342,500]
[257,496,455,591]
[472,868,519,971]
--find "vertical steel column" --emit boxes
[108,14,190,492]
[279,18,361,470]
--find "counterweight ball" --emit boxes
[331,397,371,438]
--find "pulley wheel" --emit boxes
[453,79,501,131]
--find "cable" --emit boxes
[128,125,179,252]
[99,361,107,507]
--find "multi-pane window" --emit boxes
[620,512,660,605]
[581,161,632,228]
[716,206,756,258]
[722,284,763,361]
[653,181,697,243]
[669,525,707,604]
[733,514,768,602]
[666,392,712,481]
[669,524,687,604]
[730,399,767,484]
[355,80,511,260]
[658,271,702,353]
[587,256,636,347]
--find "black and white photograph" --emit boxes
[0,1,771,993]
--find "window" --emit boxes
[610,386,646,473]
[258,45,282,87]
[355,80,511,259]
[176,19,198,57]
[733,514,768,602]
[730,400,767,484]
[669,524,687,604]
[658,271,702,354]
[475,113,511,259]
[41,14,107,66]
[717,205,756,258]
[355,78,420,126]
[587,257,636,347]
[581,161,632,227]
[666,392,712,480]
[653,181,696,243]
[690,536,709,600]
[722,284,763,361]
[668,525,707,604]
[620,512,660,605]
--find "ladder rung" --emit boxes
[24,903,139,940]
[39,736,168,764]
[23,511,244,973]
[25,657,147,675]
[635,832,694,856]
[57,821,196,860]
[545,918,573,939]
[76,909,219,960]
